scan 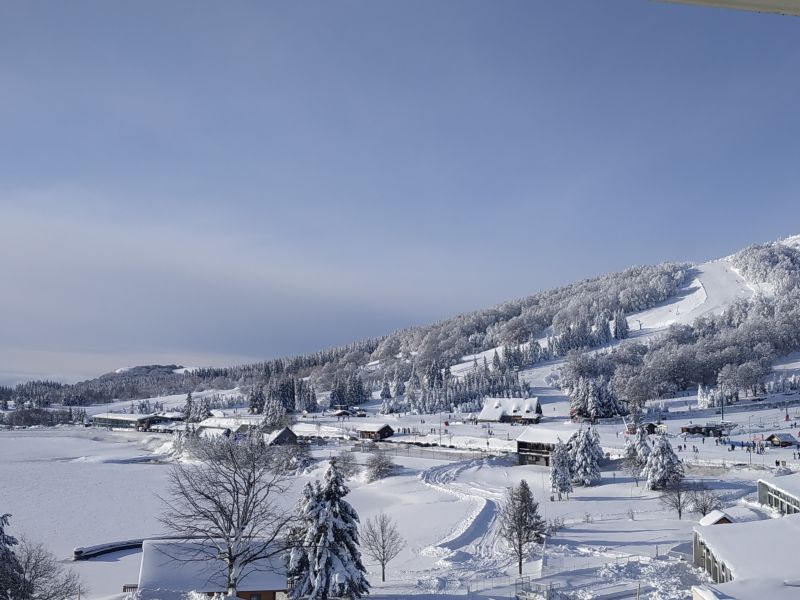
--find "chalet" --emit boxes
[196,415,264,439]
[264,427,297,446]
[355,423,394,441]
[691,513,800,600]
[477,397,541,424]
[757,473,800,514]
[765,432,798,448]
[90,413,158,431]
[135,539,287,600]
[680,422,737,438]
[515,426,577,467]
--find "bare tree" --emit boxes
[360,512,406,582]
[16,539,84,600]
[336,450,360,479]
[691,485,723,516]
[659,479,693,520]
[499,480,545,575]
[159,438,293,595]
[365,452,397,482]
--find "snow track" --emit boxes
[417,457,517,590]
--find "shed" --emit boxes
[355,423,394,441]
[766,433,798,448]
[136,539,287,600]
[477,397,541,424]
[264,427,297,446]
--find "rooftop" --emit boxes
[478,397,540,421]
[355,422,394,432]
[91,412,155,422]
[516,425,577,445]
[758,472,800,500]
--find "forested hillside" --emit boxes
[3,262,689,412]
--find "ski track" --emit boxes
[417,456,515,591]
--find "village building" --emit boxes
[691,513,800,600]
[134,539,287,600]
[697,510,734,526]
[148,412,186,433]
[354,423,394,441]
[515,426,577,466]
[764,432,798,447]
[195,415,264,439]
[477,397,541,424]
[757,472,800,514]
[264,427,297,446]
[90,413,159,431]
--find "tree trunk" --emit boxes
[381,563,386,582]
[518,556,523,575]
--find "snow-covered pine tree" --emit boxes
[549,439,573,499]
[642,434,683,490]
[260,395,287,431]
[288,460,369,600]
[0,513,23,600]
[570,428,602,486]
[248,386,265,415]
[612,309,629,340]
[380,379,392,400]
[634,426,651,465]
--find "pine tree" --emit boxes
[288,460,369,600]
[642,434,684,490]
[499,480,545,575]
[248,386,265,415]
[634,426,651,465]
[380,379,392,400]
[613,309,629,340]
[261,395,287,431]
[570,428,602,486]
[0,513,23,600]
[549,439,573,499]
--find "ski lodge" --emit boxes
[477,397,541,424]
[764,432,798,448]
[691,513,800,600]
[134,539,287,600]
[354,423,394,441]
[515,426,576,466]
[196,415,264,438]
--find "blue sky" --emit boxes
[1,1,799,384]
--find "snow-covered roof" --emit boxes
[196,415,263,430]
[91,412,155,422]
[264,427,296,445]
[478,397,539,421]
[696,577,800,600]
[758,472,800,501]
[694,513,800,585]
[698,510,733,527]
[137,539,285,600]
[516,425,576,445]
[158,412,185,420]
[767,432,798,443]
[355,422,393,432]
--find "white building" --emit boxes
[515,425,577,466]
[691,513,800,599]
[757,473,800,514]
[477,397,541,424]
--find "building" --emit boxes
[697,510,734,526]
[477,397,541,424]
[264,427,297,446]
[515,426,577,466]
[765,432,798,448]
[148,412,186,433]
[90,413,159,431]
[355,423,394,441]
[134,539,287,600]
[691,513,800,600]
[757,473,800,514]
[196,415,264,439]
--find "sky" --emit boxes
[1,1,800,385]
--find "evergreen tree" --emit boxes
[642,434,683,490]
[380,379,392,400]
[0,513,23,600]
[634,426,651,465]
[248,386,265,414]
[570,428,602,486]
[549,439,573,499]
[613,309,629,340]
[499,480,545,575]
[288,460,369,600]
[261,395,287,431]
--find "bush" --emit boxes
[366,452,397,482]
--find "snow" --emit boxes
[137,539,286,600]
[91,412,155,422]
[758,472,800,501]
[354,422,394,433]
